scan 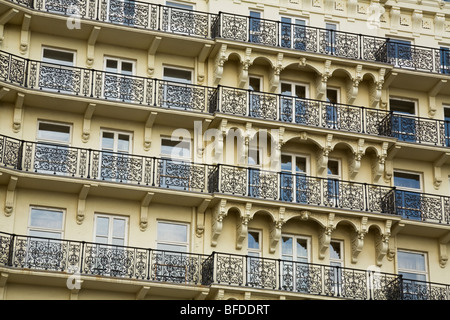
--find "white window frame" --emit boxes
[163,66,193,84]
[397,249,428,281]
[389,97,417,116]
[166,0,194,10]
[156,220,190,252]
[37,120,72,145]
[281,152,310,175]
[249,75,263,92]
[247,229,262,257]
[327,158,341,179]
[42,47,76,66]
[329,239,344,267]
[280,234,311,263]
[393,170,422,192]
[280,16,308,50]
[100,129,133,154]
[104,56,136,75]
[280,81,309,99]
[160,136,192,161]
[28,206,65,239]
[93,213,129,247]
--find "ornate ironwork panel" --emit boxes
[248,169,278,200]
[103,74,145,104]
[249,93,278,120]
[0,136,22,169]
[157,81,210,112]
[38,64,81,94]
[219,14,248,41]
[220,87,247,115]
[247,257,277,289]
[150,250,203,284]
[43,0,88,17]
[161,6,211,38]
[215,254,244,285]
[0,233,12,266]
[157,159,206,192]
[99,152,144,183]
[219,166,247,195]
[335,105,363,133]
[33,144,79,176]
[105,0,151,28]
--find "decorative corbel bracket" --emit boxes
[369,68,386,108]
[144,112,158,151]
[411,10,423,37]
[428,79,447,118]
[236,203,252,250]
[438,232,450,268]
[13,92,24,133]
[269,53,284,92]
[197,44,212,84]
[20,14,31,54]
[269,207,286,253]
[211,199,227,247]
[387,221,404,262]
[147,36,162,76]
[77,184,93,224]
[432,152,450,190]
[351,217,368,264]
[384,144,401,183]
[434,13,445,40]
[0,8,19,44]
[239,48,252,88]
[319,213,336,259]
[82,103,96,143]
[317,134,333,175]
[214,44,228,85]
[375,220,392,266]
[140,192,154,231]
[196,199,211,237]
[4,176,18,216]
[349,139,365,180]
[316,60,332,100]
[372,142,388,183]
[86,26,101,67]
[346,65,362,105]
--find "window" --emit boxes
[280,82,308,124]
[159,137,192,189]
[249,11,262,43]
[161,137,191,160]
[94,214,128,246]
[35,121,72,175]
[166,1,193,10]
[100,130,132,181]
[329,240,344,295]
[41,47,76,93]
[103,57,136,102]
[248,230,261,257]
[388,39,412,67]
[28,207,65,239]
[280,235,311,292]
[280,17,307,50]
[324,23,338,55]
[280,154,309,203]
[444,107,450,147]
[398,250,428,300]
[394,171,422,220]
[325,88,339,129]
[327,159,341,206]
[162,67,194,110]
[248,76,265,118]
[247,230,262,286]
[441,47,450,75]
[390,98,417,143]
[157,221,189,252]
[26,207,65,270]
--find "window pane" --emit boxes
[281,83,291,96]
[296,238,308,258]
[249,77,261,91]
[118,134,130,152]
[29,230,62,239]
[96,216,109,237]
[161,139,190,158]
[106,59,118,72]
[157,222,188,243]
[330,241,341,260]
[166,1,193,10]
[248,231,260,250]
[398,251,426,271]
[390,99,415,115]
[38,123,71,143]
[394,172,420,189]
[282,236,293,255]
[102,132,115,150]
[43,48,74,66]
[281,155,292,172]
[113,218,126,238]
[30,208,63,230]
[326,89,338,104]
[295,85,306,99]
[163,68,192,83]
[327,160,339,176]
[121,62,133,75]
[399,272,426,282]
[295,157,306,173]
[157,243,187,252]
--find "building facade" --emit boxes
[0,0,449,300]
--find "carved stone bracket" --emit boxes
[428,79,447,118]
[346,65,362,105]
[0,8,19,44]
[140,192,154,231]
[351,217,368,264]
[77,184,93,224]
[144,112,158,151]
[432,152,450,190]
[316,60,331,100]
[349,139,365,180]
[317,134,333,175]
[214,44,228,85]
[239,48,252,88]
[147,36,162,76]
[4,176,18,217]
[82,103,96,143]
[439,232,450,268]
[269,207,286,253]
[369,68,386,108]
[20,14,31,54]
[387,221,404,262]
[211,199,228,247]
[384,144,401,183]
[13,93,25,133]
[318,213,336,259]
[374,220,392,266]
[86,27,101,67]
[372,142,388,183]
[269,53,284,92]
[196,199,211,237]
[236,203,253,250]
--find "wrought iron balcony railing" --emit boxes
[0,231,449,300]
[5,0,450,75]
[1,135,450,224]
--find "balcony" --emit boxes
[4,0,450,75]
[1,134,450,224]
[0,231,448,300]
